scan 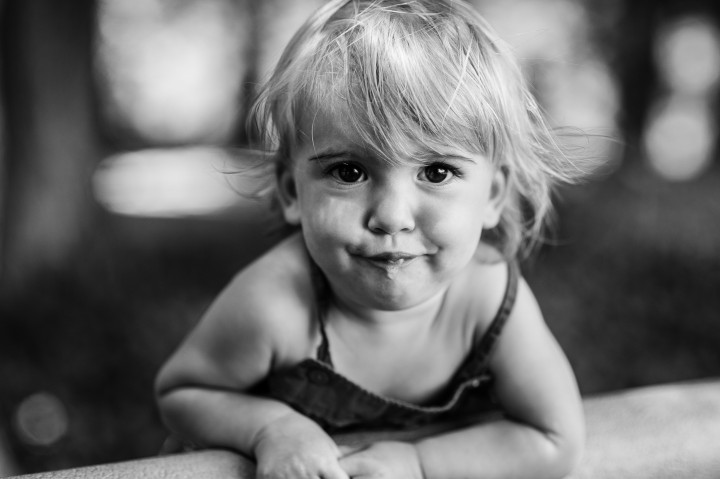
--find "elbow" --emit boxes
[154,356,192,403]
[154,363,191,431]
[154,365,174,402]
[545,434,584,478]
[538,420,586,479]
[154,385,203,441]
[155,384,183,431]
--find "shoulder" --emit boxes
[453,253,516,342]
[215,232,318,356]
[156,233,318,392]
[226,232,313,311]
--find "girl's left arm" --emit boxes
[414,278,585,479]
[340,278,584,479]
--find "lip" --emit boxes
[367,252,418,262]
[358,251,422,275]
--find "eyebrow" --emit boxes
[415,151,478,163]
[308,149,353,161]
[307,148,478,164]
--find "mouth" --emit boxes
[361,252,420,275]
[367,252,417,263]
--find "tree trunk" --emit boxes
[0,0,6,285]
[0,0,100,291]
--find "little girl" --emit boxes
[155,1,589,478]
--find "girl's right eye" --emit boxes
[328,162,366,183]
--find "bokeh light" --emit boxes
[255,0,327,81]
[93,147,243,217]
[644,15,720,181]
[476,0,588,61]
[13,393,69,448]
[655,15,720,95]
[96,0,247,144]
[479,0,621,166]
[644,96,716,181]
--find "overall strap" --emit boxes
[478,261,519,360]
[458,260,520,378]
[315,317,333,366]
[308,257,334,366]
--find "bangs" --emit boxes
[283,0,515,163]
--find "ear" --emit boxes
[276,162,301,225]
[482,167,508,229]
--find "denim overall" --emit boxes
[259,261,520,433]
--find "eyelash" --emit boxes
[420,163,462,184]
[323,161,462,185]
[325,162,367,183]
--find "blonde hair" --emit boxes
[248,0,591,259]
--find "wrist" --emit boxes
[250,409,297,453]
[251,409,331,456]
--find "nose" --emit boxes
[366,182,416,235]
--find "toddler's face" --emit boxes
[279,111,504,311]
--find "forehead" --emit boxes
[295,107,359,150]
[293,104,390,162]
[292,106,484,166]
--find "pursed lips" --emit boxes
[366,252,418,263]
[356,251,423,276]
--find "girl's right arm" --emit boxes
[155,242,348,479]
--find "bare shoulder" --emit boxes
[467,256,547,346]
[457,253,514,341]
[217,232,317,356]
[155,233,317,393]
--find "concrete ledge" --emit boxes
[571,379,720,478]
[7,379,720,479]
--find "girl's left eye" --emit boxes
[421,163,457,184]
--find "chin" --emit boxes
[363,283,433,311]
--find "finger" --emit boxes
[339,454,373,477]
[338,444,364,456]
[320,461,351,479]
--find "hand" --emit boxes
[252,412,348,479]
[339,441,424,479]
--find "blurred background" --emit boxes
[1,0,719,474]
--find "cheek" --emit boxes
[300,196,364,273]
[427,216,484,260]
[422,193,486,247]
[301,193,362,241]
